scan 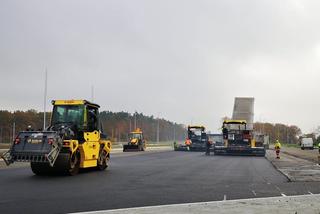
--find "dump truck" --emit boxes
[213,120,265,156]
[174,126,208,151]
[123,128,146,152]
[1,100,111,175]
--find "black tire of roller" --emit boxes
[30,162,53,176]
[67,151,80,176]
[52,152,80,176]
[97,147,109,171]
[30,152,80,176]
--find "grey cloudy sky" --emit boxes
[1,0,320,133]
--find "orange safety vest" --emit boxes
[185,139,192,146]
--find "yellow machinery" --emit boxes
[1,100,112,175]
[123,128,146,152]
[213,120,265,156]
[174,125,208,151]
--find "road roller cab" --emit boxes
[1,100,112,175]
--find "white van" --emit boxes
[301,138,314,150]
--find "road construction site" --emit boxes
[1,98,320,213]
[1,146,320,214]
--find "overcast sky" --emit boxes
[1,0,320,133]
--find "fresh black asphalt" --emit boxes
[1,150,320,214]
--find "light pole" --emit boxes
[157,119,159,143]
[128,114,132,132]
[173,124,176,142]
[157,112,161,143]
[12,122,15,141]
[43,69,48,131]
[134,111,137,130]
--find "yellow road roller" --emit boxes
[1,100,112,175]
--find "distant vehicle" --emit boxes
[301,138,314,150]
[254,134,270,149]
[207,134,223,146]
[174,126,208,151]
[214,120,265,156]
[123,128,146,152]
[263,135,270,149]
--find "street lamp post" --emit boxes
[173,124,176,142]
[157,112,161,143]
[134,111,137,130]
[43,69,47,131]
[12,122,15,142]
[157,119,159,143]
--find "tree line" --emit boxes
[254,122,302,144]
[0,109,306,144]
[0,110,186,143]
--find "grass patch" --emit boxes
[283,143,301,148]
[272,143,300,148]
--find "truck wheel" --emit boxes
[97,148,109,171]
[68,151,80,176]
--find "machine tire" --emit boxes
[68,151,80,176]
[97,147,109,171]
[30,162,51,175]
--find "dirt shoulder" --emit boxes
[266,149,320,182]
[281,146,319,163]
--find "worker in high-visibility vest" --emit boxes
[185,138,192,151]
[275,140,281,159]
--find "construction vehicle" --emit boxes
[174,126,208,151]
[207,134,223,147]
[1,100,112,175]
[123,128,146,152]
[254,133,270,149]
[213,120,265,156]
